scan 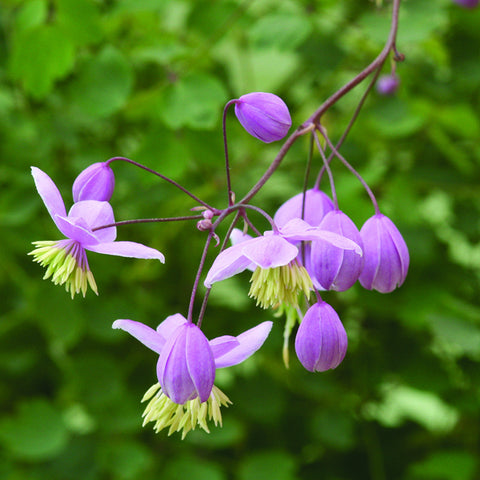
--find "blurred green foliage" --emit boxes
[1,0,480,479]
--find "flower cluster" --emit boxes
[30,89,409,438]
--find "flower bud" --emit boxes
[72,162,115,202]
[376,74,400,96]
[157,322,215,404]
[234,92,292,143]
[295,301,348,372]
[452,0,478,7]
[274,188,334,228]
[358,213,409,293]
[308,210,364,291]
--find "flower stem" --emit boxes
[318,127,381,214]
[92,215,203,232]
[240,0,401,205]
[223,100,237,207]
[313,130,338,209]
[106,156,214,210]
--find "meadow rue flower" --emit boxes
[295,301,348,372]
[113,315,272,438]
[376,74,400,95]
[234,92,292,143]
[273,187,335,228]
[308,210,364,291]
[205,218,362,309]
[72,161,115,202]
[29,167,164,297]
[358,213,409,293]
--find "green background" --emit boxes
[1,0,480,479]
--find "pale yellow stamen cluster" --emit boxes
[29,240,98,298]
[248,261,312,309]
[141,383,232,439]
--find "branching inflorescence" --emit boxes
[29,0,409,438]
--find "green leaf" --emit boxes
[0,399,69,461]
[98,440,153,480]
[68,46,133,118]
[55,0,103,46]
[408,450,477,480]
[9,25,75,99]
[364,383,459,433]
[164,456,226,480]
[159,73,227,130]
[238,451,297,480]
[249,13,312,50]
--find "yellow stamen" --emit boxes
[141,383,232,440]
[248,261,312,309]
[29,240,98,298]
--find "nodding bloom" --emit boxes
[358,213,409,293]
[376,74,400,96]
[273,187,334,228]
[113,315,272,438]
[295,301,348,372]
[29,167,165,298]
[308,210,364,291]
[72,161,115,202]
[205,218,362,309]
[234,92,292,143]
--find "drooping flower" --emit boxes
[376,74,400,96]
[234,92,292,143]
[205,218,362,309]
[295,301,348,372]
[29,167,164,297]
[308,210,364,291]
[358,213,409,293]
[273,187,334,228]
[113,315,272,437]
[72,161,115,202]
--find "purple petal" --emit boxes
[156,314,188,341]
[295,302,347,372]
[274,188,334,228]
[309,210,364,291]
[204,241,256,287]
[241,235,298,269]
[209,335,240,360]
[359,214,409,293]
[281,219,362,255]
[158,323,215,404]
[54,214,100,245]
[235,92,291,143]
[157,325,196,404]
[112,319,165,354]
[86,241,165,262]
[185,324,216,403]
[68,201,116,243]
[72,162,115,202]
[31,167,67,222]
[214,321,273,368]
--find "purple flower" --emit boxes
[295,301,348,372]
[204,219,362,308]
[376,74,400,96]
[29,167,165,297]
[72,162,115,202]
[234,92,292,143]
[358,213,409,293]
[308,210,364,291]
[113,315,272,437]
[452,0,478,7]
[113,315,273,404]
[273,188,334,228]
